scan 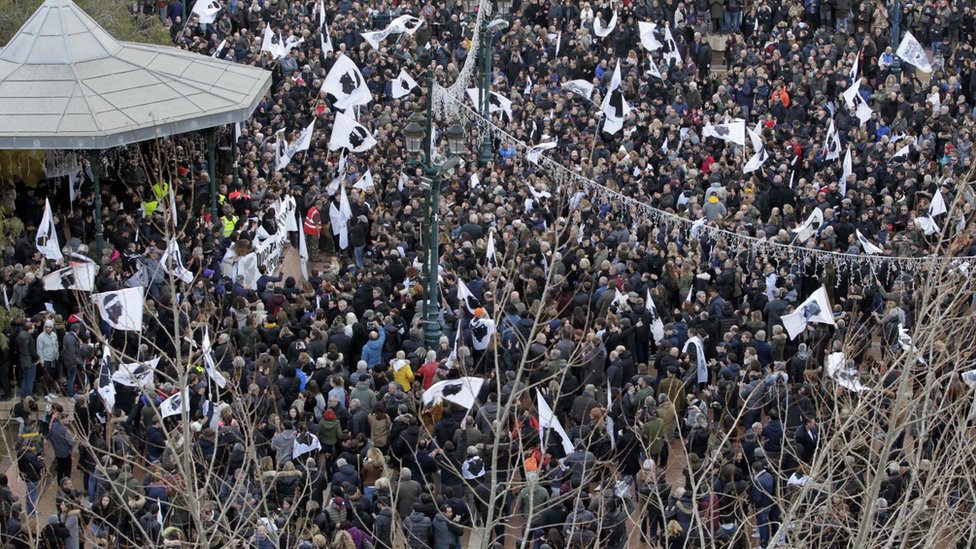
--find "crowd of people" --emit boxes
[1,0,976,546]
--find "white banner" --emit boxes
[252,195,297,276]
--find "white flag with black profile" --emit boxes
[112,357,159,389]
[662,24,681,67]
[781,286,836,339]
[823,119,842,161]
[211,39,227,59]
[392,68,419,99]
[318,0,333,54]
[896,31,932,73]
[352,170,375,190]
[593,10,618,38]
[792,207,824,244]
[647,55,663,80]
[292,430,322,459]
[43,263,96,292]
[856,229,883,255]
[842,78,872,126]
[97,345,116,412]
[537,390,574,456]
[160,388,190,419]
[202,327,228,389]
[465,88,514,121]
[277,119,316,171]
[600,60,631,123]
[638,21,663,51]
[191,0,221,25]
[322,54,372,110]
[456,278,481,313]
[526,141,558,164]
[160,238,194,284]
[840,147,853,194]
[329,111,377,152]
[361,14,424,49]
[36,198,63,262]
[260,26,286,60]
[486,229,498,266]
[561,79,595,100]
[93,287,144,331]
[423,377,485,409]
[703,119,746,146]
[645,289,665,342]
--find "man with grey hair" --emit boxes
[395,467,421,519]
[36,320,59,398]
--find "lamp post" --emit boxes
[470,0,510,166]
[890,0,902,79]
[403,68,466,349]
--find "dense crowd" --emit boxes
[2,0,976,547]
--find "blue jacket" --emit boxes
[49,420,74,459]
[361,328,386,368]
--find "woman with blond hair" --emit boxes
[362,446,387,503]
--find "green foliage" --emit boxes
[0,0,171,47]
[0,307,20,350]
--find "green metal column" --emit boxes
[891,0,902,79]
[88,151,103,265]
[231,125,240,188]
[421,67,442,349]
[478,21,493,166]
[207,129,218,220]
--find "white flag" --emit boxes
[840,147,853,194]
[486,229,497,266]
[445,320,462,369]
[321,54,372,110]
[826,351,869,392]
[849,50,860,83]
[842,79,872,126]
[662,25,681,66]
[68,168,84,203]
[43,263,96,292]
[856,229,883,255]
[469,172,480,189]
[423,377,485,409]
[97,346,115,412]
[743,127,768,173]
[930,189,947,217]
[537,390,575,456]
[260,26,286,60]
[361,14,424,49]
[93,287,144,331]
[160,388,190,418]
[112,357,159,389]
[329,111,377,152]
[526,141,558,164]
[211,39,227,59]
[191,0,221,25]
[593,10,618,37]
[896,31,932,73]
[915,215,940,236]
[298,220,309,280]
[600,60,631,123]
[292,431,323,459]
[792,207,824,244]
[397,172,408,192]
[645,289,665,342]
[465,88,514,121]
[606,382,616,450]
[329,186,353,250]
[682,335,708,384]
[36,198,63,262]
[352,170,375,190]
[638,21,662,51]
[456,279,481,314]
[561,79,595,100]
[201,327,228,389]
[160,238,194,284]
[319,0,333,54]
[523,76,533,95]
[823,119,842,161]
[703,119,746,146]
[781,287,836,339]
[392,68,419,99]
[277,119,316,171]
[647,55,663,80]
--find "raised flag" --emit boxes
[293,430,322,458]
[600,60,631,125]
[703,119,746,146]
[191,0,221,25]
[537,390,574,456]
[92,287,144,331]
[662,24,681,66]
[43,263,96,292]
[298,221,310,280]
[361,14,424,50]
[526,141,558,164]
[792,207,824,244]
[896,31,932,73]
[329,185,353,250]
[840,147,853,194]
[112,357,159,389]
[36,198,63,262]
[606,382,616,450]
[647,55,663,80]
[160,238,194,284]
[930,189,947,217]
[352,170,375,190]
[856,230,883,255]
[201,327,228,389]
[823,119,842,161]
[392,68,419,99]
[260,26,286,59]
[456,279,481,314]
[96,345,116,413]
[561,79,595,100]
[682,334,708,384]
[593,10,618,38]
[211,39,227,59]
[423,377,485,409]
[638,21,662,51]
[318,0,333,54]
[842,79,872,126]
[277,119,316,171]
[329,111,376,152]
[486,229,498,266]
[160,388,190,418]
[465,88,514,121]
[781,287,836,339]
[321,54,372,110]
[646,289,665,342]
